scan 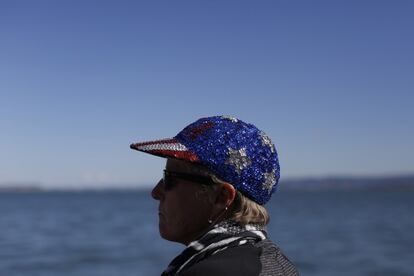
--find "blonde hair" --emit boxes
[210,175,270,226]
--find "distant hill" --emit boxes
[279,175,414,191]
[1,175,414,192]
[0,184,43,192]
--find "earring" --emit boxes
[208,206,228,224]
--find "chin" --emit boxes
[159,221,173,241]
[159,229,178,243]
[159,225,185,244]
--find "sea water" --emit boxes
[0,190,413,276]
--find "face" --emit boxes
[151,159,214,245]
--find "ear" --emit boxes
[215,183,236,208]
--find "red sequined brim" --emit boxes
[130,138,200,162]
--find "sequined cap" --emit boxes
[130,116,280,205]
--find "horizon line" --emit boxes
[1,173,414,190]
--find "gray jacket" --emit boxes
[179,239,299,276]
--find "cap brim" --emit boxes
[130,138,200,162]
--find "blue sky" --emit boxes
[1,0,413,188]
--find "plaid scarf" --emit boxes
[161,220,267,276]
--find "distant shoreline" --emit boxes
[279,175,414,191]
[1,175,414,192]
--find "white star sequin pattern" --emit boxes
[225,147,252,174]
[221,116,238,123]
[259,131,275,153]
[262,169,276,194]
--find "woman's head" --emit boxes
[131,115,278,244]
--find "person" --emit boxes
[130,115,299,276]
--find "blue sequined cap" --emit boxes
[130,115,280,205]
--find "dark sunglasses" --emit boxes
[162,170,213,190]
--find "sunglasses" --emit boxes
[162,170,214,190]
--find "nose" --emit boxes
[151,179,164,200]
